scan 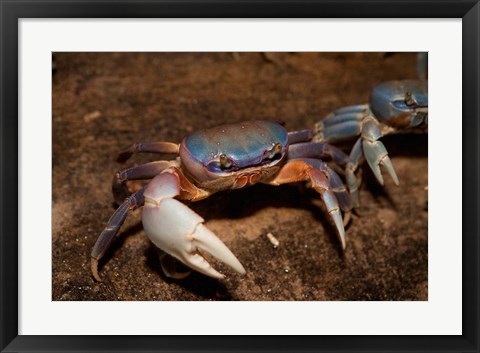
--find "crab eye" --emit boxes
[219,153,233,170]
[264,143,283,160]
[404,91,417,106]
[274,143,282,154]
[207,154,237,173]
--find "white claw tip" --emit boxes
[193,224,246,276]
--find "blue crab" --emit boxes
[91,120,353,281]
[300,79,428,208]
[91,79,428,281]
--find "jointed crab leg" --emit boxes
[91,188,145,281]
[142,168,246,279]
[112,160,177,205]
[117,141,179,162]
[267,159,347,249]
[287,129,314,144]
[288,142,350,173]
[314,105,399,190]
[288,144,352,212]
[288,131,361,209]
[288,142,362,209]
[360,117,399,186]
[313,105,367,143]
[345,138,363,208]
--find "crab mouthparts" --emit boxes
[233,171,263,189]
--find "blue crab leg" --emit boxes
[322,106,368,126]
[117,141,179,162]
[324,104,369,119]
[91,188,145,281]
[318,114,398,189]
[313,105,368,143]
[315,104,398,192]
[112,160,176,205]
[361,117,399,186]
[266,159,347,249]
[315,119,362,143]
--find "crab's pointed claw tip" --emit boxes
[370,163,385,185]
[331,211,346,251]
[91,258,103,282]
[194,224,246,276]
[363,139,399,186]
[183,254,226,280]
[380,156,399,186]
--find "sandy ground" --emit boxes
[52,52,427,301]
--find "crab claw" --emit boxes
[142,172,245,279]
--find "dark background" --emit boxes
[52,52,427,301]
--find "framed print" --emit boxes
[1,1,479,353]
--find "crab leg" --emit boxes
[117,141,179,162]
[313,104,372,143]
[294,157,352,214]
[288,142,361,209]
[287,129,314,144]
[142,168,245,279]
[288,142,350,171]
[112,160,177,205]
[314,106,399,188]
[345,138,363,208]
[91,188,145,281]
[313,105,367,141]
[360,116,399,186]
[266,159,347,249]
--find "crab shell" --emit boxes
[178,120,290,191]
[371,79,428,130]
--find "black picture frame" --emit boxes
[1,1,479,352]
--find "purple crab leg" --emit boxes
[346,138,363,208]
[290,157,352,213]
[287,129,314,144]
[288,142,359,210]
[287,142,350,169]
[117,141,179,162]
[267,159,347,249]
[91,187,145,281]
[112,160,176,205]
